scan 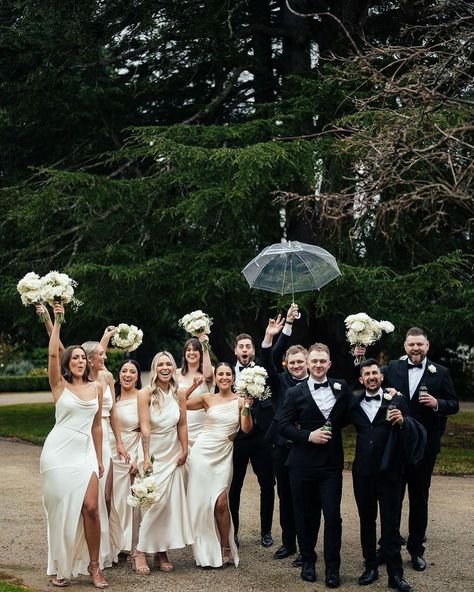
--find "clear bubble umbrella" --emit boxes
[242,241,341,316]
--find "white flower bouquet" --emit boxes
[344,313,395,363]
[112,323,143,352]
[127,475,161,509]
[17,272,48,322]
[39,271,82,324]
[236,364,271,416]
[178,310,212,350]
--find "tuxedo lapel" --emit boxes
[396,359,410,400]
[301,382,326,419]
[354,394,372,425]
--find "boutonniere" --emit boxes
[333,382,342,391]
[383,392,393,401]
[428,364,437,374]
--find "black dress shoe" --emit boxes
[358,568,379,585]
[410,554,426,571]
[292,553,303,567]
[300,562,316,582]
[261,533,274,547]
[273,544,296,559]
[325,570,340,588]
[388,575,413,592]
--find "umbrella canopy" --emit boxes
[242,241,341,299]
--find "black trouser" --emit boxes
[229,431,275,537]
[353,472,403,577]
[289,466,342,571]
[402,454,437,556]
[273,444,296,548]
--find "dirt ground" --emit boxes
[0,438,473,592]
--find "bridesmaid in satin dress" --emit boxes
[111,360,143,558]
[186,362,253,568]
[40,303,108,588]
[177,335,214,450]
[132,351,193,575]
[82,340,130,568]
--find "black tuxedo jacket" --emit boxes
[260,332,307,446]
[278,378,353,470]
[347,392,409,479]
[382,358,458,455]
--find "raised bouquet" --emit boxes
[17,272,48,322]
[235,364,271,416]
[344,312,395,363]
[178,310,212,350]
[112,323,143,352]
[38,271,82,324]
[127,457,161,509]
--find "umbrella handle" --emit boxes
[289,256,301,319]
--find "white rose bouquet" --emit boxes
[112,323,143,352]
[40,271,82,324]
[17,272,48,322]
[127,457,161,509]
[178,310,213,350]
[344,313,395,363]
[236,365,271,416]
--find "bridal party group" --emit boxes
[36,302,458,592]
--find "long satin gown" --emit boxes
[178,374,210,449]
[98,385,122,567]
[136,390,193,553]
[40,386,99,579]
[187,398,240,567]
[110,394,141,553]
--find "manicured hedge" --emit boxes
[0,375,50,392]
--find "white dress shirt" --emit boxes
[308,376,336,420]
[360,388,383,422]
[408,358,427,399]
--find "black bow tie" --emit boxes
[408,363,423,369]
[314,381,329,390]
[364,394,381,402]
[238,366,246,371]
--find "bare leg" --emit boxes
[215,490,231,561]
[82,474,108,587]
[104,460,113,516]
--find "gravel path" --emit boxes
[0,438,473,592]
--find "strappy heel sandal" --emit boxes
[154,552,174,572]
[221,547,232,566]
[88,561,109,589]
[130,552,150,575]
[49,576,69,587]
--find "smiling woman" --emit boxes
[131,351,193,575]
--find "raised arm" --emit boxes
[48,303,65,402]
[176,390,188,466]
[198,333,214,383]
[99,326,117,353]
[186,392,209,410]
[137,387,152,473]
[271,304,298,365]
[41,303,65,360]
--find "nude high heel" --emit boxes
[88,561,109,589]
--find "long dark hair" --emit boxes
[114,359,142,401]
[61,345,89,384]
[181,337,203,376]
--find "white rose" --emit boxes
[383,392,393,401]
[333,382,342,391]
[379,320,395,333]
[428,364,437,373]
[127,494,140,508]
[351,321,366,332]
[131,482,148,497]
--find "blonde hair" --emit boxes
[149,351,179,410]
[81,341,101,369]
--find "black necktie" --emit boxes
[314,381,328,390]
[364,394,381,402]
[408,363,422,369]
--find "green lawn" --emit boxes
[0,404,473,475]
[0,580,32,592]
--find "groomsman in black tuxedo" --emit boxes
[260,306,306,562]
[381,327,458,571]
[279,343,353,587]
[348,359,413,592]
[229,333,275,548]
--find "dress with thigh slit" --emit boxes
[98,384,122,567]
[40,386,99,580]
[187,398,240,567]
[136,390,193,553]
